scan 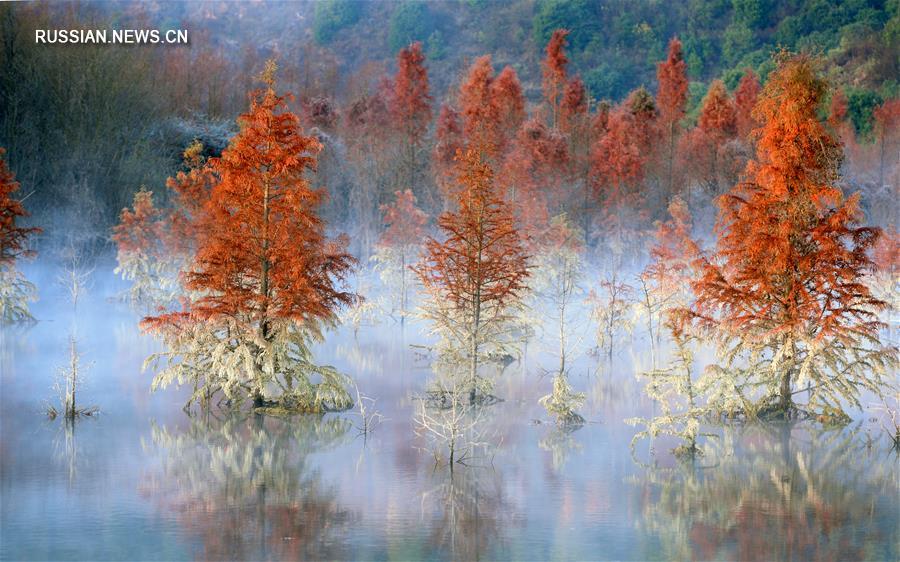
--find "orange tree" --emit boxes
[390,42,432,206]
[111,188,177,307]
[686,54,895,420]
[0,148,41,323]
[414,148,530,404]
[678,80,738,195]
[656,37,689,199]
[143,62,356,412]
[372,188,428,322]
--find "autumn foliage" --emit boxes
[112,189,165,258]
[733,68,761,139]
[0,148,41,324]
[391,42,433,202]
[373,189,428,320]
[679,80,739,194]
[687,54,894,417]
[542,29,570,128]
[0,149,40,265]
[143,63,356,411]
[656,38,688,129]
[415,149,530,403]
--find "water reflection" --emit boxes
[538,425,584,471]
[142,414,354,561]
[630,424,899,561]
[421,467,512,561]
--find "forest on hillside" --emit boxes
[1,0,898,243]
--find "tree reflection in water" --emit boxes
[421,467,512,561]
[142,413,353,561]
[539,425,584,471]
[630,423,899,561]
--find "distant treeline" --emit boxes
[1,1,897,250]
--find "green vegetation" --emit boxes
[388,2,437,53]
[1,1,897,237]
[313,0,363,44]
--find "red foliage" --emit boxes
[560,75,589,136]
[827,89,848,128]
[697,80,737,136]
[542,29,570,128]
[872,227,898,276]
[679,80,738,192]
[501,118,569,242]
[0,149,40,265]
[391,41,432,144]
[112,188,165,259]
[458,57,524,159]
[459,55,499,154]
[145,69,355,332]
[656,37,688,127]
[734,68,761,139]
[691,54,884,358]
[592,101,611,136]
[379,189,428,249]
[432,104,465,197]
[491,65,526,149]
[873,98,900,137]
[590,90,656,206]
[165,142,215,256]
[644,197,699,314]
[415,148,530,317]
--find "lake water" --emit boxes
[1,265,898,561]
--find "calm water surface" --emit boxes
[1,267,898,561]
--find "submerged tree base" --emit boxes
[422,389,503,410]
[145,318,355,414]
[46,404,99,420]
[755,404,813,423]
[253,394,354,417]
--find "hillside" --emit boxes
[0,0,897,237]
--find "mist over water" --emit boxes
[2,261,897,561]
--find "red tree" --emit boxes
[491,65,526,151]
[376,189,428,320]
[432,104,465,199]
[501,118,569,245]
[560,75,589,135]
[0,148,40,265]
[734,68,761,139]
[591,89,657,207]
[656,37,689,198]
[414,149,530,403]
[687,54,893,417]
[112,189,164,260]
[391,42,433,199]
[542,29,570,128]
[679,80,738,194]
[827,88,848,129]
[165,140,215,257]
[459,55,499,155]
[145,63,356,409]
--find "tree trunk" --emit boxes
[779,369,792,415]
[469,290,481,405]
[66,337,77,419]
[256,173,271,403]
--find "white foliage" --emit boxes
[145,318,353,413]
[0,263,37,324]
